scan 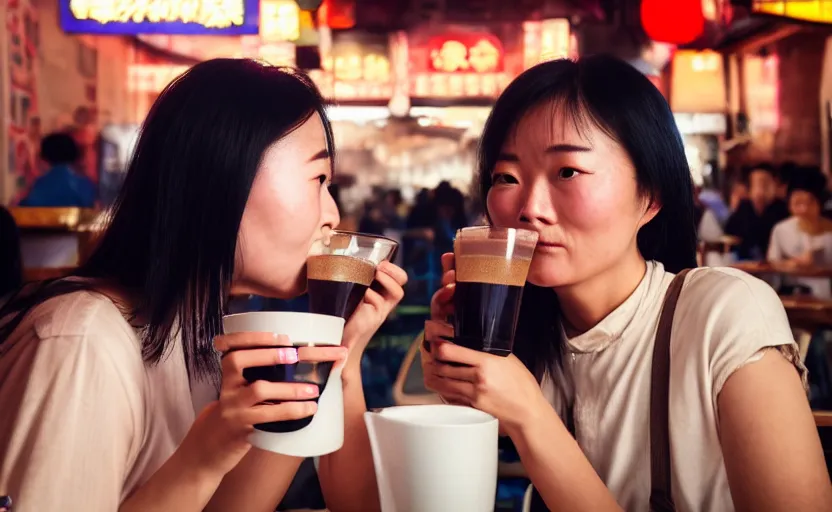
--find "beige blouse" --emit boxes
[0,292,202,510]
[542,262,805,511]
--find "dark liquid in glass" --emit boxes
[307,254,376,319]
[307,279,368,319]
[453,281,524,356]
[243,360,335,433]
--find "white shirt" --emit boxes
[767,216,832,299]
[542,262,805,511]
[0,291,206,510]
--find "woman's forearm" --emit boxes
[205,449,302,512]
[509,403,622,512]
[119,449,224,512]
[318,362,381,512]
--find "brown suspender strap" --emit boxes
[649,268,691,512]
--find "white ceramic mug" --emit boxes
[365,405,499,512]
[222,311,345,457]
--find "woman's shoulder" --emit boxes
[679,267,788,330]
[5,290,141,367]
[27,290,134,341]
[673,267,800,391]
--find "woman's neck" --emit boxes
[554,254,648,336]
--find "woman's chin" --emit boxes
[230,277,304,300]
[527,267,572,289]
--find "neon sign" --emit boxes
[427,34,504,74]
[59,0,260,35]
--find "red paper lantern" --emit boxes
[641,0,705,45]
[320,0,355,30]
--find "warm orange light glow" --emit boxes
[260,0,299,42]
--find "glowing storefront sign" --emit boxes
[60,0,260,35]
[410,72,512,98]
[427,34,504,74]
[752,0,832,24]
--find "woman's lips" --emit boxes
[536,241,565,250]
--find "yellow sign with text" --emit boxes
[753,0,832,24]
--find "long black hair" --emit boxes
[477,55,698,406]
[0,206,22,298]
[0,59,335,381]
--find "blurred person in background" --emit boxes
[420,56,829,511]
[19,132,96,208]
[381,189,405,230]
[0,60,405,512]
[432,182,468,260]
[0,205,23,300]
[728,177,748,213]
[768,167,832,298]
[725,163,789,260]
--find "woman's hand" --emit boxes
[341,261,408,362]
[177,333,348,478]
[421,320,549,437]
[431,253,456,321]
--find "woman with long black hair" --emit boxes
[421,56,831,510]
[0,59,403,511]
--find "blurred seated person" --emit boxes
[768,167,832,299]
[728,178,748,213]
[725,163,789,260]
[358,200,386,236]
[19,132,96,208]
[0,205,23,299]
[694,184,724,243]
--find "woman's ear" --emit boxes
[639,198,662,228]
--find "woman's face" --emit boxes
[234,114,340,298]
[789,190,821,221]
[486,105,657,288]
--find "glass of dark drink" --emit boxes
[307,231,398,319]
[453,226,538,356]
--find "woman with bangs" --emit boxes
[421,55,831,510]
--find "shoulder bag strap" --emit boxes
[649,268,691,512]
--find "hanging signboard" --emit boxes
[752,0,832,24]
[59,0,261,35]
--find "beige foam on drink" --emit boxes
[307,254,375,286]
[454,237,535,287]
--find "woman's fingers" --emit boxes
[441,252,455,273]
[378,261,409,287]
[239,401,318,425]
[431,361,478,382]
[430,283,456,319]
[221,347,299,389]
[214,332,291,352]
[424,371,475,402]
[425,319,454,342]
[441,269,456,288]
[297,345,348,363]
[236,380,320,407]
[374,267,406,303]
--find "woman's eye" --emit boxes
[492,173,518,185]
[558,167,581,180]
[318,175,328,185]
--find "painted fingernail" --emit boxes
[276,348,298,364]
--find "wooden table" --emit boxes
[816,411,832,428]
[779,295,832,332]
[731,261,832,279]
